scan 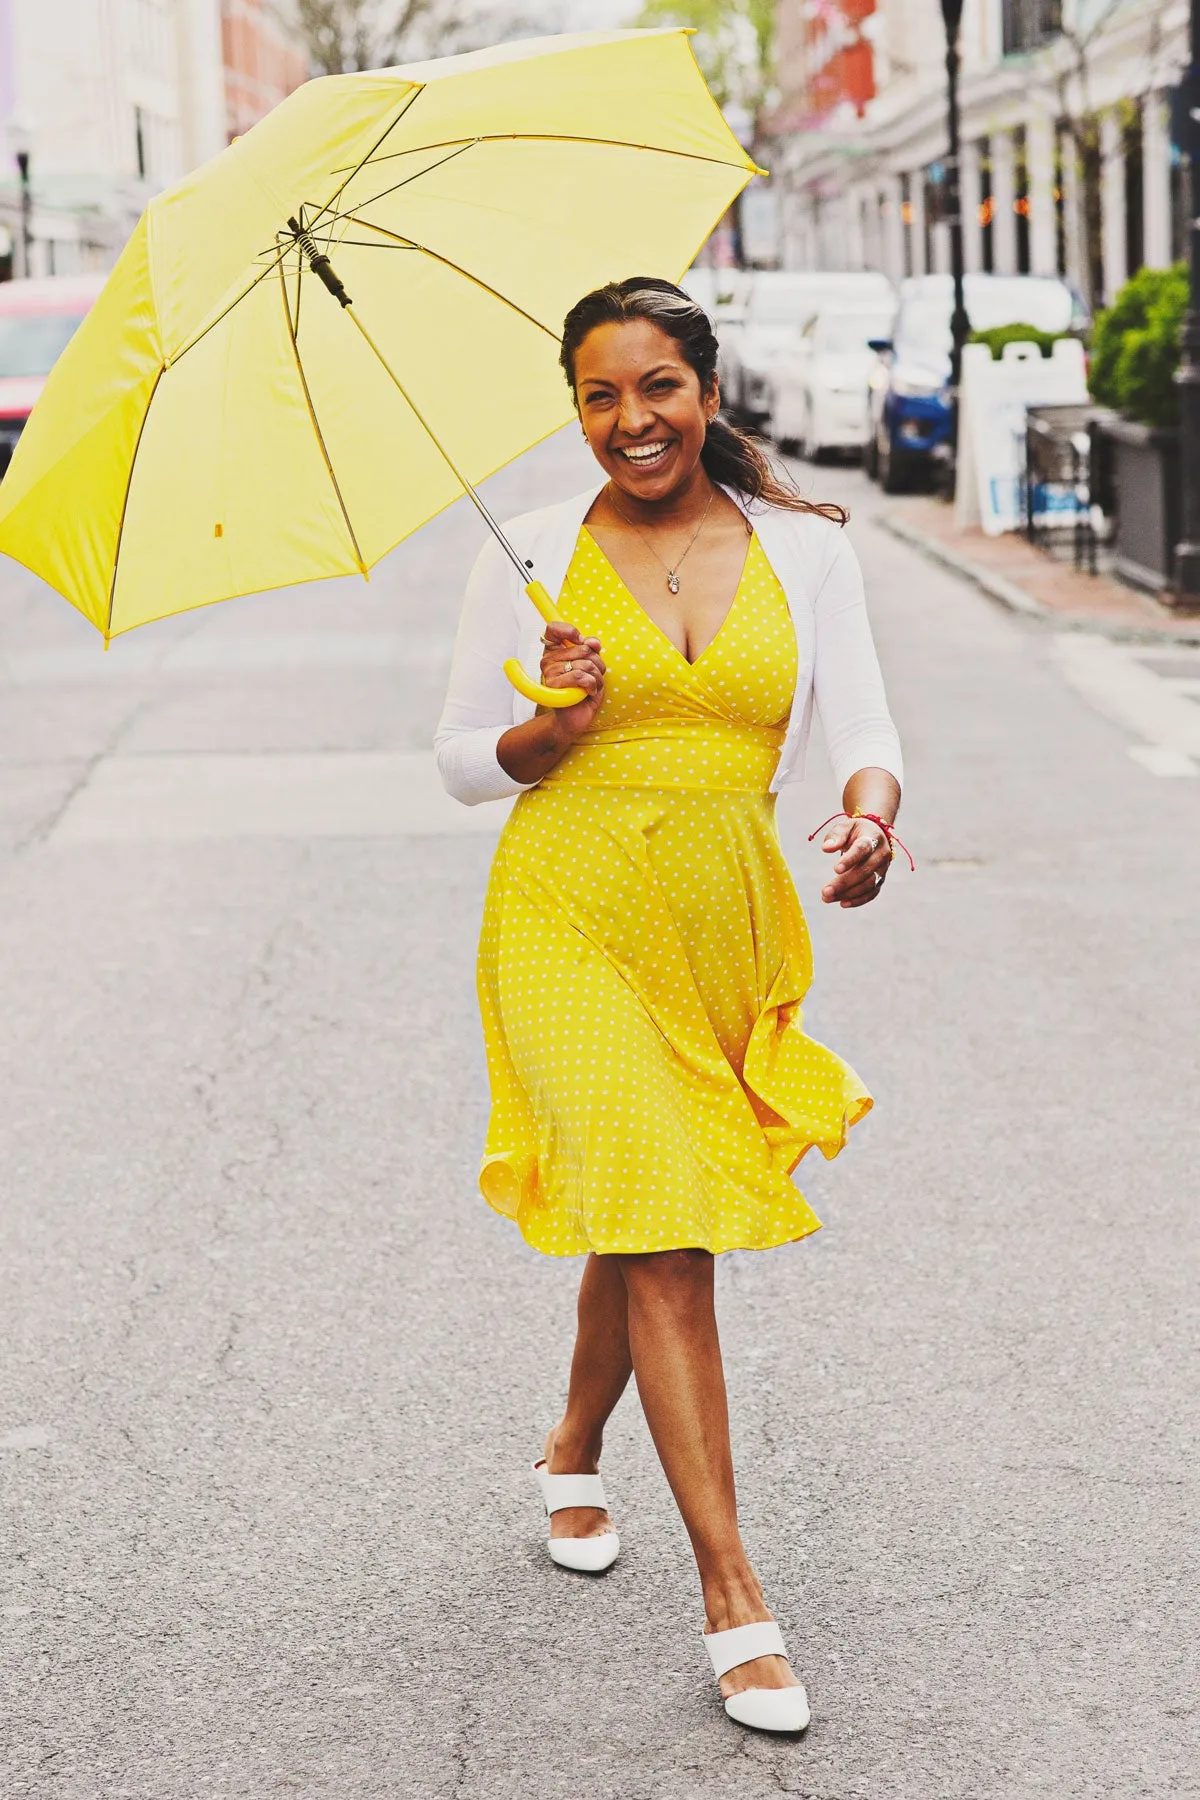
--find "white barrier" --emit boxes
[955,338,1088,535]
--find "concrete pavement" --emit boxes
[1,439,1197,1798]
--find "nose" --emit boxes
[616,393,655,438]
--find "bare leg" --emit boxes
[617,1249,799,1700]
[542,1253,634,1541]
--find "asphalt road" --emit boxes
[1,436,1197,1800]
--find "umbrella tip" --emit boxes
[358,559,370,582]
[102,630,111,653]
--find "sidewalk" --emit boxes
[878,494,1200,643]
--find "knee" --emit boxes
[620,1247,713,1307]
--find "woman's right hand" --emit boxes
[540,620,606,741]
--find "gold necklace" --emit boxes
[607,484,715,594]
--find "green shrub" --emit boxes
[1090,263,1188,428]
[969,321,1065,359]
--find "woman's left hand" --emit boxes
[820,815,892,907]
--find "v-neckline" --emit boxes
[579,525,753,671]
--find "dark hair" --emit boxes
[559,276,847,524]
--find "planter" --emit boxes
[1097,417,1180,594]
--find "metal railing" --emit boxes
[1022,403,1119,574]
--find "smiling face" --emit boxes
[573,318,717,505]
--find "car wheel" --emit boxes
[796,403,809,460]
[805,403,825,464]
[878,424,914,495]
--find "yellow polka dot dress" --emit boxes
[476,526,872,1257]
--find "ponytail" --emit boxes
[700,413,847,523]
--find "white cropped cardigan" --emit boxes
[434,482,903,806]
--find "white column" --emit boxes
[781,176,806,270]
[882,172,905,285]
[1142,91,1173,269]
[861,184,879,270]
[813,194,827,267]
[1100,107,1126,303]
[908,174,927,276]
[990,132,1018,274]
[961,137,983,273]
[175,0,228,169]
[799,194,816,270]
[1060,125,1084,295]
[1026,112,1057,275]
[848,189,867,270]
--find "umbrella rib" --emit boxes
[314,82,427,234]
[104,364,165,644]
[332,130,757,184]
[168,247,288,369]
[306,138,475,235]
[277,261,368,577]
[348,218,561,342]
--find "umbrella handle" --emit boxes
[503,580,588,709]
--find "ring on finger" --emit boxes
[563,660,574,674]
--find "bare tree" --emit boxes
[292,0,532,77]
[1046,0,1177,310]
[636,0,776,139]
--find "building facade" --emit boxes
[222,0,309,143]
[0,0,307,280]
[769,0,1189,309]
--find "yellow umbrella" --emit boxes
[0,29,758,706]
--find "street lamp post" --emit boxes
[6,114,35,280]
[1175,0,1200,599]
[15,150,32,279]
[941,0,970,484]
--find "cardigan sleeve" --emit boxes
[811,528,904,793]
[434,535,541,806]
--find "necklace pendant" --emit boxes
[667,571,680,594]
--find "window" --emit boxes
[1079,122,1104,308]
[1002,0,1062,56]
[817,313,894,354]
[1124,105,1144,278]
[1013,126,1030,275]
[978,141,994,272]
[1170,146,1190,263]
[0,313,88,378]
[1054,126,1067,277]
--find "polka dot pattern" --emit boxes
[476,528,872,1258]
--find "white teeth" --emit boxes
[621,442,671,464]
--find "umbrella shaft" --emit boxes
[288,217,351,308]
[342,308,538,591]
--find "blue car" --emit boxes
[865,273,1086,492]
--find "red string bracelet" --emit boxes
[808,810,916,871]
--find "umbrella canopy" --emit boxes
[0,29,758,644]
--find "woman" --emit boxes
[435,277,903,1735]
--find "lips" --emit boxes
[616,440,674,468]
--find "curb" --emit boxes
[876,510,1200,647]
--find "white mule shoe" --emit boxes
[703,1621,811,1733]
[533,1460,620,1573]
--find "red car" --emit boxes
[0,274,106,477]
